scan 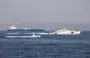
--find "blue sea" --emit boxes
[0,31,90,58]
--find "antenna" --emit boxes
[40,24,44,29]
[60,24,64,29]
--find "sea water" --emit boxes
[0,31,90,58]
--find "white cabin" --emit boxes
[9,25,17,30]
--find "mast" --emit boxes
[60,24,64,30]
[40,24,44,29]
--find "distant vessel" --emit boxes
[50,25,81,35]
[7,25,49,35]
[4,25,49,38]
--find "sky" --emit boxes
[0,0,90,30]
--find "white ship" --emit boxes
[50,25,81,35]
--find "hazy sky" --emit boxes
[0,0,90,30]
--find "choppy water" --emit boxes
[0,31,90,58]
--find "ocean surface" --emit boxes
[0,31,90,58]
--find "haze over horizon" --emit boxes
[0,0,90,30]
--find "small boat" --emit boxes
[29,33,41,38]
